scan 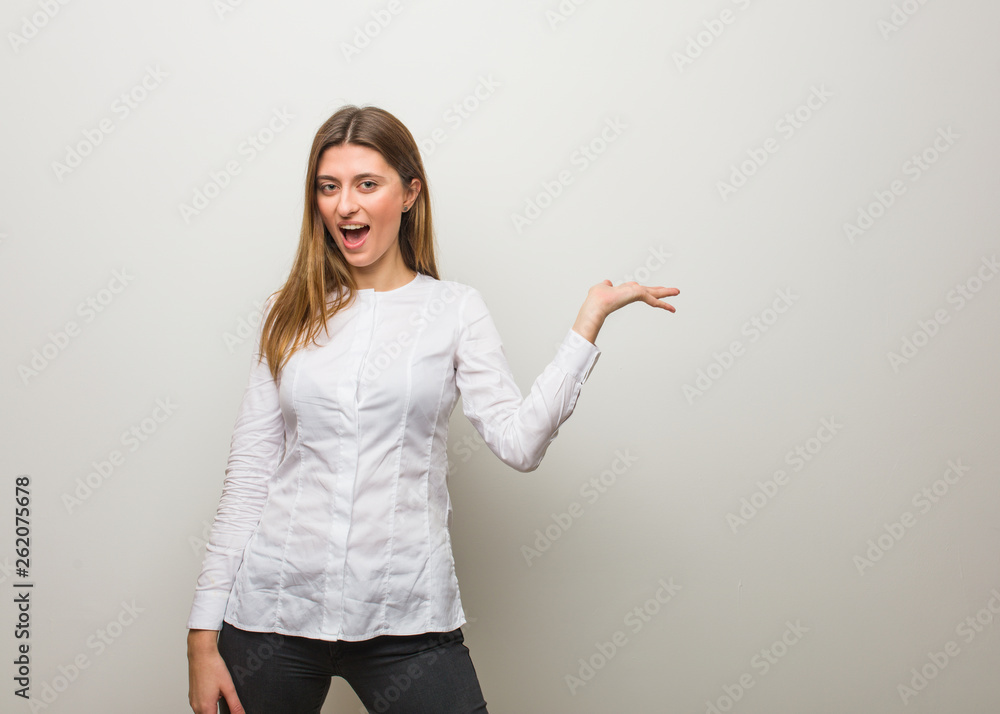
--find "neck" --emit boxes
[353,265,417,292]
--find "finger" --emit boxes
[221,685,246,714]
[644,292,676,312]
[632,286,677,308]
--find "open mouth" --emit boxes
[341,224,370,248]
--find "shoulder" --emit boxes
[421,276,483,310]
[423,275,474,296]
[416,277,498,333]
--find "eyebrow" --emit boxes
[316,172,386,182]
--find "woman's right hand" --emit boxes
[187,629,244,714]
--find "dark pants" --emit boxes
[216,621,490,714]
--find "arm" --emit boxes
[186,297,284,713]
[187,295,285,630]
[453,279,679,472]
[454,287,601,473]
[187,629,244,714]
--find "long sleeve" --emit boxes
[453,287,601,473]
[187,296,286,630]
[187,275,602,640]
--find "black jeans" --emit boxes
[216,621,490,714]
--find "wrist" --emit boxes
[572,305,605,346]
[187,629,220,656]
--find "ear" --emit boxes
[405,177,421,205]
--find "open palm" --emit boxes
[588,279,680,317]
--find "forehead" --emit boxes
[317,143,395,178]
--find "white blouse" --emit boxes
[187,272,601,641]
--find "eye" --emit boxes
[318,183,337,192]
[360,180,377,190]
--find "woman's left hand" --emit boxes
[572,280,680,344]
[588,279,679,315]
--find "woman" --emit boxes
[186,105,679,714]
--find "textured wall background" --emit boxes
[2,1,998,712]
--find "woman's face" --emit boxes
[315,143,420,281]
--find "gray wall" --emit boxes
[2,1,998,712]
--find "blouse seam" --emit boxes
[273,350,305,631]
[422,323,450,632]
[445,288,468,613]
[417,290,438,632]
[380,304,414,631]
[455,286,487,438]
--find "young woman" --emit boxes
[186,105,679,714]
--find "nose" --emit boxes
[338,185,359,217]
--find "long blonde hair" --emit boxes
[259,105,439,381]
